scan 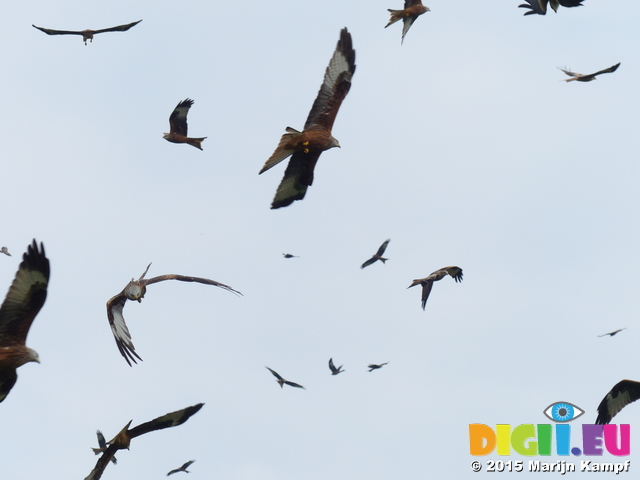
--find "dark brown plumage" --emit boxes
[259,28,356,209]
[266,367,305,389]
[329,358,344,375]
[32,20,142,45]
[283,253,299,258]
[385,0,430,44]
[167,460,195,476]
[595,380,640,424]
[163,99,207,150]
[407,266,463,310]
[361,239,390,269]
[107,263,242,366]
[85,404,204,480]
[519,0,584,15]
[0,240,49,403]
[368,362,389,372]
[559,63,620,82]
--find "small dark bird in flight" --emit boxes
[598,328,626,338]
[361,239,390,269]
[85,404,204,480]
[0,240,49,403]
[107,263,242,366]
[385,0,430,44]
[92,431,117,464]
[559,63,620,82]
[519,0,584,15]
[0,247,10,256]
[163,99,207,150]
[282,253,299,259]
[368,362,389,372]
[167,460,195,476]
[32,20,142,45]
[408,266,463,310]
[259,28,356,209]
[328,358,344,375]
[266,367,305,389]
[595,380,640,424]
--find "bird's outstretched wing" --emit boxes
[591,62,621,77]
[106,293,142,366]
[143,274,243,296]
[93,20,143,34]
[595,380,640,424]
[266,367,284,381]
[169,99,194,137]
[32,25,85,36]
[283,379,305,389]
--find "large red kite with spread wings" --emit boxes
[32,20,142,45]
[259,28,356,209]
[407,266,463,310]
[385,0,430,44]
[163,99,207,150]
[0,240,49,403]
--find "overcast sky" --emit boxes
[1,0,638,478]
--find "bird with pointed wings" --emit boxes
[329,358,344,375]
[559,62,620,82]
[407,266,463,310]
[385,0,430,44]
[32,20,142,45]
[259,28,356,209]
[92,431,117,464]
[368,362,389,372]
[107,263,242,366]
[282,253,299,259]
[519,0,584,15]
[361,239,390,269]
[598,328,626,338]
[595,380,640,424]
[163,99,207,150]
[167,460,195,476]
[266,367,305,389]
[0,240,49,403]
[85,404,203,480]
[0,247,10,256]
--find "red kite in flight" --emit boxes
[361,239,390,269]
[0,240,49,403]
[519,0,584,15]
[559,62,620,82]
[598,328,626,337]
[266,367,305,389]
[595,380,640,424]
[407,266,463,310]
[368,362,389,372]
[259,28,356,209]
[385,0,430,44]
[107,263,242,366]
[0,247,10,256]
[85,404,204,480]
[329,358,344,375]
[167,460,195,476]
[92,431,117,464]
[32,20,142,45]
[163,99,207,150]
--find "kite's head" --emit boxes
[330,136,341,149]
[124,281,146,302]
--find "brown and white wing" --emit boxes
[591,62,621,77]
[401,16,418,44]
[106,293,142,366]
[128,403,204,439]
[270,151,321,209]
[142,274,242,296]
[595,380,640,424]
[169,99,194,137]
[266,366,284,381]
[93,20,142,34]
[32,25,85,36]
[303,28,356,133]
[0,240,49,345]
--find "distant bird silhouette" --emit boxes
[167,460,195,476]
[328,358,344,375]
[0,247,10,256]
[559,63,620,82]
[595,380,640,424]
[163,99,207,150]
[519,0,584,15]
[106,263,242,366]
[361,239,390,269]
[385,0,430,44]
[266,367,305,389]
[598,328,626,338]
[91,431,117,464]
[368,362,389,372]
[407,266,463,310]
[282,253,299,259]
[32,20,142,45]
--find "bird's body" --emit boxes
[266,367,305,389]
[559,63,620,82]
[163,99,207,150]
[0,240,49,403]
[595,380,640,424]
[386,0,430,44]
[32,20,142,45]
[106,263,242,365]
[167,460,195,476]
[283,253,299,258]
[519,0,584,15]
[361,239,390,269]
[368,362,389,372]
[598,328,626,338]
[260,28,356,209]
[408,266,463,310]
[329,358,344,375]
[0,247,10,256]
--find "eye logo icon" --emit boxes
[543,402,584,422]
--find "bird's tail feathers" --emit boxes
[385,11,404,28]
[259,128,301,174]
[186,137,207,150]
